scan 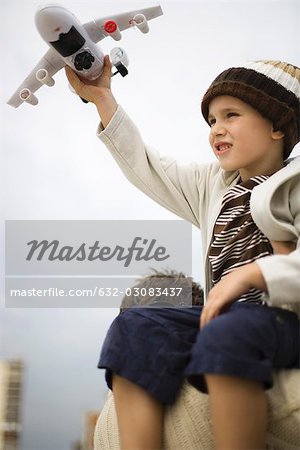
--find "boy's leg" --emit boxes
[112,374,163,450]
[185,304,300,449]
[205,374,267,450]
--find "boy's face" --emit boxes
[208,95,284,180]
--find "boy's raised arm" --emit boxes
[64,55,218,230]
[65,55,117,128]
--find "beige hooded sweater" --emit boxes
[97,106,300,315]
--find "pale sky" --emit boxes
[1,1,299,449]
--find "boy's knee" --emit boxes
[199,307,266,354]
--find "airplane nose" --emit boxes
[35,4,76,42]
[36,5,46,12]
[35,5,49,25]
[36,3,57,12]
[35,3,52,15]
[35,5,61,39]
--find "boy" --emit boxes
[66,59,300,449]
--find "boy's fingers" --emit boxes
[104,54,112,67]
[103,55,112,77]
[65,66,83,94]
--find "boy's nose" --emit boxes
[212,122,226,136]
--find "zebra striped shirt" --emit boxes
[208,175,273,303]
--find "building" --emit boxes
[0,360,23,450]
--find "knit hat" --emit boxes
[201,60,300,159]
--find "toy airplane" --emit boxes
[7,4,163,108]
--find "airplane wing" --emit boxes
[7,48,65,108]
[84,5,163,43]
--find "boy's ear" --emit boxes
[271,127,285,140]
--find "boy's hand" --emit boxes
[65,55,118,128]
[65,55,113,105]
[200,263,267,329]
[271,240,296,255]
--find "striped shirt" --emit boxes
[208,176,273,303]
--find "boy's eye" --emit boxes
[227,112,238,118]
[208,112,238,126]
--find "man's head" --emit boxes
[201,60,300,160]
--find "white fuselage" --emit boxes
[35,5,104,80]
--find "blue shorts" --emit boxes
[98,303,300,405]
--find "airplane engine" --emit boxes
[110,47,129,68]
[19,89,38,106]
[104,20,122,41]
[132,14,149,33]
[36,69,55,87]
[110,47,129,77]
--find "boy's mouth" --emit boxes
[214,142,232,154]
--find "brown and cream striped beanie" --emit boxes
[201,60,300,159]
